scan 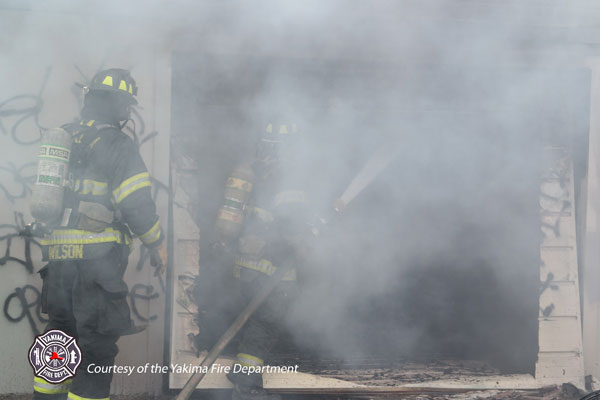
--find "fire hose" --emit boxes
[175,263,293,400]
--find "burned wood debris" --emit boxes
[299,358,501,387]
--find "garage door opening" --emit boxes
[167,52,590,390]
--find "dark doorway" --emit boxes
[170,52,590,375]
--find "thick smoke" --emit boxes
[1,0,594,381]
[167,1,592,374]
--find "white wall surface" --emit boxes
[583,61,600,382]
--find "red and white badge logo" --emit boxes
[28,329,82,384]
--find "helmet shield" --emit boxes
[88,68,138,105]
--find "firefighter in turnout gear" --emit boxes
[196,122,308,400]
[32,68,166,400]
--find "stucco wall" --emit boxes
[0,6,170,395]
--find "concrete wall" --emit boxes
[0,6,170,395]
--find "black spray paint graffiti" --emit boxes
[0,212,42,274]
[129,284,159,322]
[2,65,156,148]
[539,186,571,239]
[538,151,572,318]
[4,284,161,334]
[0,67,51,145]
[0,212,45,335]
[0,162,36,203]
[125,107,160,149]
[540,191,571,212]
[126,175,169,325]
[539,272,559,318]
[0,68,53,335]
[3,285,48,336]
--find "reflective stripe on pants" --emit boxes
[237,352,264,367]
[34,376,72,395]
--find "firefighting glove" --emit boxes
[149,241,168,276]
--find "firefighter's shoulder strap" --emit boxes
[64,121,116,162]
[61,122,120,231]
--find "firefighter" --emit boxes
[205,122,308,400]
[32,68,167,400]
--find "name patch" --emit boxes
[48,245,83,260]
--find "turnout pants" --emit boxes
[33,246,132,400]
[229,272,296,391]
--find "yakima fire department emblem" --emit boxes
[28,329,81,383]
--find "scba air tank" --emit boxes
[215,164,255,240]
[30,127,72,223]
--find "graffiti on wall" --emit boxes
[125,107,160,150]
[0,162,36,203]
[0,212,41,274]
[0,68,51,146]
[3,285,47,336]
[130,284,160,322]
[538,148,573,319]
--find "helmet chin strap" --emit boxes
[119,119,129,130]
[121,116,142,147]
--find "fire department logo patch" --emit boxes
[28,329,81,384]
